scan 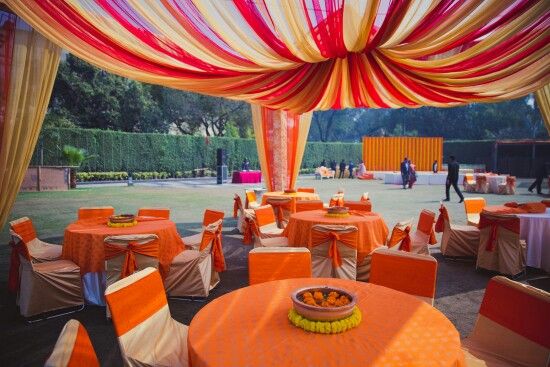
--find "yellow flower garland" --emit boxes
[288,307,361,334]
[325,213,350,218]
[107,220,138,228]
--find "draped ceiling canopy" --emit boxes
[6,0,550,114]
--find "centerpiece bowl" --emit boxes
[108,214,135,224]
[291,286,356,321]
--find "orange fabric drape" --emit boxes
[388,225,411,250]
[362,137,443,171]
[435,206,450,233]
[199,227,226,272]
[104,240,160,279]
[310,229,357,268]
[478,214,520,252]
[242,217,254,245]
[233,195,243,218]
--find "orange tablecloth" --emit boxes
[261,191,320,205]
[62,217,184,277]
[188,278,465,367]
[284,209,388,263]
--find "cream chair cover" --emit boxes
[252,205,284,238]
[45,319,99,367]
[105,268,189,367]
[463,174,476,193]
[164,220,222,298]
[462,276,550,367]
[104,234,160,288]
[356,245,389,282]
[370,248,438,305]
[463,197,486,227]
[309,225,358,280]
[15,241,83,318]
[476,212,525,276]
[182,209,224,249]
[248,247,311,285]
[437,205,480,257]
[265,196,294,228]
[9,217,61,261]
[408,210,437,255]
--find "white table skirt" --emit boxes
[518,208,550,272]
[383,172,464,185]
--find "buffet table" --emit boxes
[232,170,262,183]
[188,278,465,367]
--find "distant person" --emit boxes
[321,159,327,167]
[339,159,346,179]
[242,158,250,171]
[408,159,417,188]
[400,157,410,189]
[432,160,438,173]
[357,160,367,177]
[348,161,355,178]
[330,160,337,173]
[444,155,464,203]
[528,161,548,195]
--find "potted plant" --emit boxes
[62,145,95,188]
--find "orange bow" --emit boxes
[310,230,357,268]
[199,228,226,272]
[104,240,159,279]
[233,196,242,218]
[434,206,449,233]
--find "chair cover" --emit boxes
[343,200,372,212]
[15,242,83,318]
[309,225,358,280]
[182,209,224,249]
[370,248,438,305]
[252,205,284,238]
[462,276,550,367]
[104,234,160,287]
[164,220,223,298]
[328,194,344,207]
[137,208,170,219]
[105,268,189,367]
[8,217,62,293]
[356,245,389,282]
[45,319,99,367]
[77,206,115,220]
[436,205,480,257]
[248,247,311,285]
[463,197,486,227]
[505,176,516,195]
[476,212,525,276]
[245,189,260,209]
[476,175,489,194]
[463,174,476,192]
[387,219,413,250]
[265,196,295,228]
[360,192,369,202]
[295,200,324,212]
[296,187,315,193]
[233,194,252,234]
[408,210,437,255]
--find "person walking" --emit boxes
[444,155,464,203]
[348,161,355,178]
[338,159,346,179]
[400,157,410,189]
[408,159,417,188]
[528,161,548,194]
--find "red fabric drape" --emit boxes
[435,206,450,233]
[478,214,520,252]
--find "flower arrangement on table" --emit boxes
[325,206,350,218]
[288,307,361,334]
[107,214,137,228]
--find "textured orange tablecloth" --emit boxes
[284,210,388,263]
[261,191,320,205]
[62,217,184,277]
[188,278,465,367]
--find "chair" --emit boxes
[497,176,516,195]
[476,175,489,194]
[182,209,224,249]
[13,239,83,318]
[252,205,284,238]
[103,234,160,289]
[105,268,189,367]
[77,206,115,220]
[295,200,324,212]
[309,225,358,280]
[463,197,486,227]
[370,248,438,305]
[245,189,261,209]
[462,276,550,367]
[359,192,369,202]
[387,219,413,250]
[45,319,99,367]
[436,204,480,257]
[247,214,289,248]
[248,247,311,285]
[233,193,253,234]
[408,209,437,255]
[164,220,224,298]
[356,245,389,282]
[476,211,526,276]
[265,196,295,228]
[328,193,344,207]
[463,174,476,192]
[137,207,170,219]
[296,187,316,193]
[343,200,372,212]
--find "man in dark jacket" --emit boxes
[528,161,548,194]
[444,155,464,203]
[400,157,409,189]
[339,159,346,178]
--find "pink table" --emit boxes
[232,171,261,184]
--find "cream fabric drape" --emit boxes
[535,85,550,135]
[0,21,61,227]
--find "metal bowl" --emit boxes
[291,286,357,321]
[108,214,135,223]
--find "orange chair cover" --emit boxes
[295,200,324,212]
[10,218,37,243]
[248,249,311,285]
[344,201,372,212]
[388,225,411,250]
[478,213,519,252]
[296,187,315,193]
[480,277,550,349]
[203,209,225,226]
[254,206,277,227]
[266,198,295,225]
[104,239,160,279]
[77,207,115,220]
[8,219,36,292]
[46,320,100,367]
[137,208,170,219]
[199,225,226,272]
[233,194,243,218]
[245,190,257,209]
[435,205,450,233]
[329,196,344,207]
[417,210,437,245]
[310,229,358,268]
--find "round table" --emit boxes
[188,278,465,367]
[284,209,388,263]
[63,217,184,304]
[261,191,320,205]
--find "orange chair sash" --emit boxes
[478,214,520,252]
[10,219,37,244]
[233,195,243,218]
[104,240,159,279]
[434,206,449,233]
[7,240,31,293]
[200,228,226,272]
[388,225,411,250]
[310,230,357,268]
[242,217,254,245]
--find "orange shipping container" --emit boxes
[362,137,443,171]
